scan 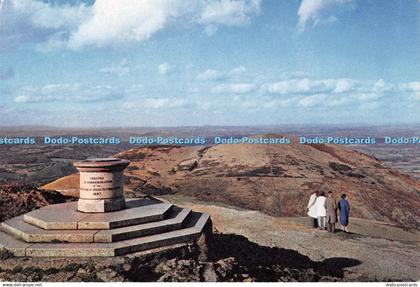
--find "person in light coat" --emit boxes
[307,191,319,228]
[314,191,327,230]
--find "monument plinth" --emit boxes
[74,158,130,213]
[0,157,212,257]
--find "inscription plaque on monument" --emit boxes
[74,158,130,213]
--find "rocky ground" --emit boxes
[1,185,418,282]
[162,194,420,282]
[0,182,74,222]
[0,233,355,282]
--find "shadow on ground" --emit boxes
[122,232,361,282]
[204,233,361,281]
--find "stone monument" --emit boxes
[0,157,211,257]
[75,158,129,213]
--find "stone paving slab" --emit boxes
[125,198,159,208]
[26,242,127,257]
[192,212,211,231]
[22,199,171,230]
[1,216,97,243]
[0,230,33,256]
[117,227,200,255]
[78,203,173,230]
[24,224,202,257]
[24,202,90,230]
[94,208,192,243]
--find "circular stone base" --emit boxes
[78,197,126,213]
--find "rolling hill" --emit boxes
[43,136,420,230]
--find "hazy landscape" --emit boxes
[0,125,419,281]
[1,125,418,184]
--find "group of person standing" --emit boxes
[307,191,350,233]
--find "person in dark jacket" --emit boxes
[338,194,350,232]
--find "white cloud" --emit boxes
[297,0,353,32]
[199,0,261,26]
[30,2,91,30]
[158,62,173,75]
[146,98,187,109]
[259,77,419,110]
[401,81,420,92]
[266,78,340,94]
[196,69,222,81]
[332,78,356,93]
[228,66,247,77]
[144,98,169,109]
[400,81,420,102]
[8,76,420,125]
[372,79,393,93]
[0,0,90,51]
[298,94,327,107]
[67,0,194,49]
[192,75,410,111]
[100,58,130,76]
[123,98,188,109]
[1,0,262,50]
[14,83,123,103]
[349,92,383,102]
[197,66,248,81]
[212,83,256,94]
[265,78,360,95]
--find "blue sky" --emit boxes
[0,0,419,127]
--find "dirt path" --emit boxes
[160,194,420,281]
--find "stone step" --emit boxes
[77,203,173,230]
[23,199,173,230]
[0,230,32,257]
[116,212,211,255]
[0,216,97,243]
[1,207,193,244]
[23,202,89,230]
[20,212,211,257]
[94,207,192,243]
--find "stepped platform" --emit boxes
[0,199,211,257]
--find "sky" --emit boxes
[0,0,419,127]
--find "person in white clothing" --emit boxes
[314,191,327,230]
[307,191,318,228]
